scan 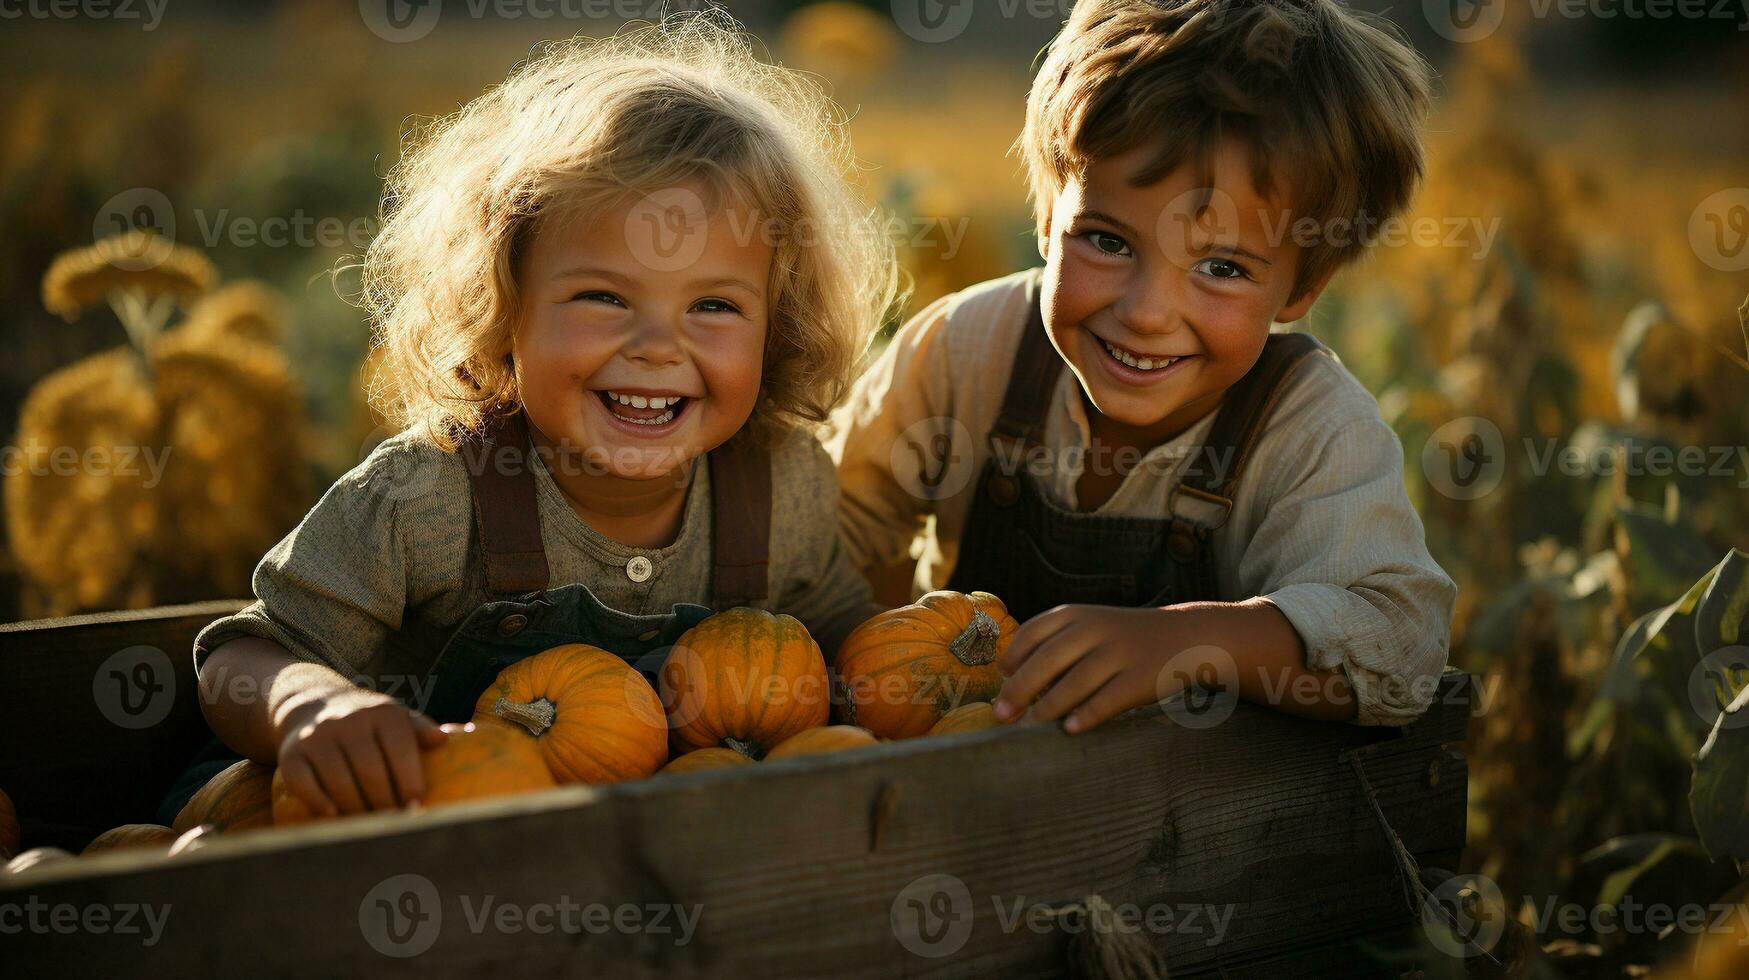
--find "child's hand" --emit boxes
[991,605,1205,734]
[274,688,448,818]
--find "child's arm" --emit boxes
[991,599,1355,731]
[193,435,449,815]
[200,635,445,817]
[992,397,1456,731]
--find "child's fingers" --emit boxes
[278,754,337,820]
[1026,653,1122,725]
[992,630,1087,721]
[997,606,1077,677]
[306,741,368,815]
[1062,673,1143,735]
[339,735,400,812]
[377,717,427,805]
[409,710,447,749]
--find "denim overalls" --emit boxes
[157,410,771,821]
[943,277,1330,621]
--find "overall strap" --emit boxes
[1171,332,1330,531]
[461,410,551,595]
[707,433,772,607]
[988,272,1063,453]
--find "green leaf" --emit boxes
[1585,834,1711,910]
[1694,549,1749,653]
[1690,684,1749,862]
[1614,503,1720,609]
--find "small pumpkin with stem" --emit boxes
[834,591,1017,739]
[660,607,830,758]
[474,644,669,784]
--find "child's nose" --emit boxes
[620,314,686,365]
[1113,274,1182,336]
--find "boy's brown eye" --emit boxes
[1083,231,1131,257]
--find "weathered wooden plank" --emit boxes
[0,600,248,846]
[1,671,1472,978]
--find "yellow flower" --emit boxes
[40,230,215,323]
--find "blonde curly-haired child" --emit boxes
[180,15,896,820]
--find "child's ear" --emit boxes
[1035,215,1052,262]
[1274,266,1338,324]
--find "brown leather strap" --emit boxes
[708,433,771,607]
[461,410,550,595]
[1179,332,1328,498]
[989,273,1062,449]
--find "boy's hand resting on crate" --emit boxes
[989,599,1357,733]
[274,689,448,818]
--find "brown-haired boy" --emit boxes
[826,0,1456,731]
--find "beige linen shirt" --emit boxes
[823,268,1456,726]
[193,425,874,685]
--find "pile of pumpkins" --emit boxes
[1,590,1016,870]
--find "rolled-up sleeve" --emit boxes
[1242,414,1457,726]
[192,447,414,680]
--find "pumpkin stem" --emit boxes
[494,696,556,737]
[721,736,762,760]
[948,609,1001,666]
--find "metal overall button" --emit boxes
[496,613,529,637]
[1166,522,1201,563]
[626,555,654,583]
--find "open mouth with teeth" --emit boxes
[596,390,692,427]
[1098,337,1194,373]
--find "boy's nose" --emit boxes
[1113,274,1182,337]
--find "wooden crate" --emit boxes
[0,604,1471,978]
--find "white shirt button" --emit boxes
[626,555,654,583]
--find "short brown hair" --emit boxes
[1019,0,1432,299]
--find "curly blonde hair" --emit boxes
[357,13,898,451]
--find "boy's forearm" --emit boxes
[198,636,361,763]
[1168,599,1356,722]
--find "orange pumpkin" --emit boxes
[658,747,757,775]
[660,607,830,758]
[173,760,275,834]
[927,701,1000,737]
[474,644,668,784]
[82,824,178,855]
[835,591,1017,739]
[0,787,18,860]
[764,725,879,760]
[272,722,556,825]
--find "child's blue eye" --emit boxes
[1083,231,1132,257]
[693,298,742,315]
[1195,257,1251,281]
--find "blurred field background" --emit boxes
[3,0,1749,974]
